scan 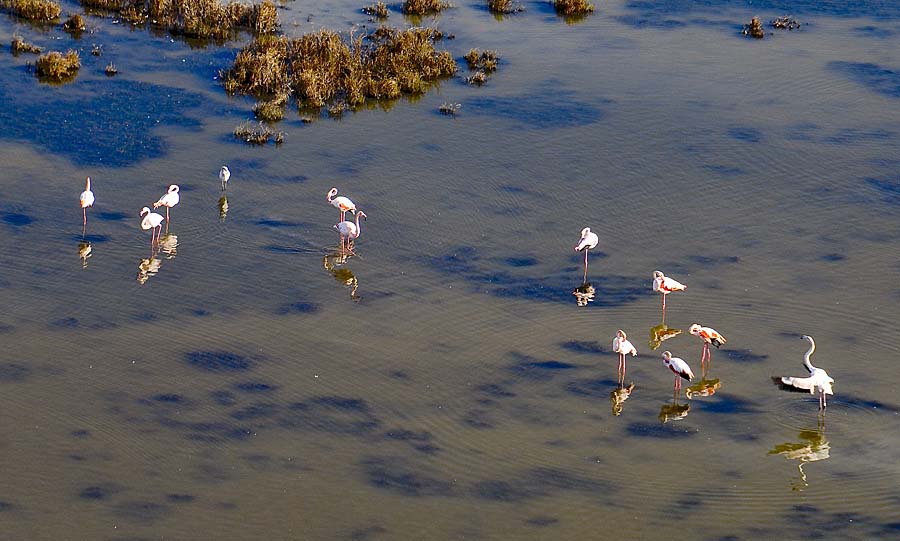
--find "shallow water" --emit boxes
[1,0,899,539]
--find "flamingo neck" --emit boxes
[85,177,91,191]
[803,337,816,373]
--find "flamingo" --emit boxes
[79,176,94,229]
[335,210,367,254]
[689,323,727,374]
[662,351,694,393]
[574,227,599,282]
[612,330,637,384]
[140,206,165,247]
[774,335,834,410]
[327,187,357,223]
[652,270,686,317]
[219,166,231,191]
[153,184,180,222]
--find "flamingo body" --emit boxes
[613,329,637,384]
[335,210,367,253]
[327,187,357,222]
[662,351,694,392]
[140,206,165,246]
[153,184,180,221]
[689,324,727,348]
[574,227,599,252]
[219,166,231,190]
[79,177,94,227]
[776,335,834,409]
[653,270,687,294]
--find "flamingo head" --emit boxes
[662,351,672,363]
[689,324,701,335]
[169,184,179,193]
[140,206,151,217]
[616,329,626,340]
[358,210,367,221]
[327,187,338,202]
[580,227,591,237]
[653,270,664,280]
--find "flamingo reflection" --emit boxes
[572,282,595,306]
[159,233,178,259]
[658,396,690,423]
[218,193,228,221]
[768,422,829,491]
[685,377,721,399]
[78,241,92,269]
[610,382,635,417]
[137,257,162,284]
[324,251,360,302]
[649,322,682,351]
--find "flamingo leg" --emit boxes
[583,249,589,282]
[166,207,170,223]
[83,208,87,226]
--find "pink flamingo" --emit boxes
[662,351,694,394]
[335,210,367,254]
[153,184,180,222]
[140,207,165,248]
[574,227,599,282]
[612,330,637,384]
[689,323,727,374]
[79,176,94,230]
[327,187,357,223]
[652,270,686,318]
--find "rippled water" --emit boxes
[1,0,899,539]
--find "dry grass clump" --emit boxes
[105,61,118,75]
[362,1,388,18]
[252,92,288,121]
[10,35,43,54]
[234,120,283,145]
[553,0,593,17]
[35,49,81,80]
[401,0,449,16]
[1,0,62,20]
[770,15,800,30]
[438,102,460,115]
[79,0,278,39]
[742,17,765,38]
[63,13,86,34]
[222,27,456,112]
[488,0,523,14]
[464,48,498,71]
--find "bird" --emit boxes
[219,166,231,191]
[689,323,727,373]
[327,187,357,223]
[774,335,834,410]
[662,351,694,393]
[153,184,180,222]
[613,330,638,384]
[335,210,367,254]
[652,270,686,317]
[574,227,599,283]
[140,206,165,247]
[79,176,94,229]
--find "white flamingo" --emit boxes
[662,351,694,393]
[219,166,231,191]
[79,176,94,228]
[153,184,180,222]
[574,227,599,282]
[689,323,727,373]
[335,210,367,254]
[613,329,637,384]
[653,270,686,317]
[140,206,165,247]
[776,335,835,410]
[327,187,357,223]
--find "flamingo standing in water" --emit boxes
[662,351,694,393]
[79,176,94,230]
[612,330,637,384]
[775,335,835,410]
[219,166,231,191]
[574,227,599,283]
[689,323,727,374]
[327,187,357,223]
[140,206,165,248]
[335,210,367,254]
[153,184,180,222]
[653,270,686,318]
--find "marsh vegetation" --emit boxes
[742,17,766,38]
[62,13,86,35]
[362,1,388,18]
[35,49,81,81]
[552,0,593,18]
[10,35,43,54]
[488,0,523,15]
[233,120,283,145]
[1,0,61,21]
[463,48,498,85]
[401,0,450,16]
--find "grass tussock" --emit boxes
[552,0,593,17]
[222,27,456,112]
[488,0,523,14]
[79,0,278,39]
[234,120,283,145]
[464,48,498,71]
[362,1,388,18]
[1,0,62,21]
[742,17,765,38]
[439,102,460,115]
[11,35,43,54]
[252,92,288,121]
[770,15,800,30]
[63,13,86,34]
[401,0,449,16]
[105,61,117,75]
[35,49,81,81]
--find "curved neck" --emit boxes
[803,337,816,372]
[327,189,336,203]
[354,213,363,233]
[85,177,91,191]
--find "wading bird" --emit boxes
[574,227,599,282]
[327,187,357,223]
[652,270,686,318]
[140,206,165,247]
[219,166,231,191]
[774,335,834,410]
[153,184,180,222]
[335,210,367,254]
[613,329,638,384]
[662,351,694,393]
[79,176,94,229]
[689,323,727,374]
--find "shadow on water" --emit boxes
[0,79,203,166]
[464,84,606,129]
[826,61,900,99]
[624,0,900,20]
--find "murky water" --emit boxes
[2,0,899,539]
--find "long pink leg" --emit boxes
[83,208,87,226]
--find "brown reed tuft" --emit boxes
[488,0,522,14]
[362,1,388,18]
[10,35,43,54]
[401,0,449,16]
[63,13,86,34]
[234,120,283,145]
[35,49,81,80]
[553,0,593,17]
[1,0,62,21]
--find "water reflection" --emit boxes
[658,397,690,423]
[685,377,721,399]
[159,233,178,259]
[572,282,595,306]
[768,422,830,491]
[137,257,162,285]
[610,382,635,417]
[218,193,228,221]
[649,322,682,351]
[323,250,360,302]
[78,241,92,269]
